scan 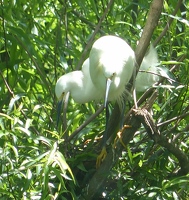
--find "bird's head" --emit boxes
[55,75,70,128]
[55,75,70,101]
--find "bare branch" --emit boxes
[135,0,163,70]
[157,112,189,127]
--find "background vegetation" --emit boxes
[0,0,189,199]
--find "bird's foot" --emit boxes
[84,136,102,145]
[96,147,107,168]
[113,125,131,148]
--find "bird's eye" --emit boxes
[110,72,116,79]
[59,92,65,100]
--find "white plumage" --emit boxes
[55,58,100,104]
[135,45,159,92]
[89,35,135,106]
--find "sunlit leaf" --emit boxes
[55,151,76,184]
[8,94,25,114]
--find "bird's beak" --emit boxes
[104,78,112,108]
[56,92,70,129]
[56,94,64,128]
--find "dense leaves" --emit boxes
[0,0,189,199]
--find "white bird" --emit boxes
[135,45,159,92]
[89,35,135,108]
[55,58,102,127]
[55,35,136,167]
[89,35,136,167]
[55,58,101,104]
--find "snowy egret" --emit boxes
[55,58,101,104]
[55,58,101,127]
[89,35,136,167]
[89,35,135,107]
[135,45,159,92]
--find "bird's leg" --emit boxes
[114,125,131,149]
[96,146,107,168]
[96,102,110,168]
[114,104,131,148]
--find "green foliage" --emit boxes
[0,0,189,199]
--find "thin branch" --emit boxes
[13,35,53,98]
[72,10,105,35]
[170,54,186,72]
[157,112,189,127]
[0,70,14,97]
[75,0,115,70]
[153,0,184,46]
[67,105,104,142]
